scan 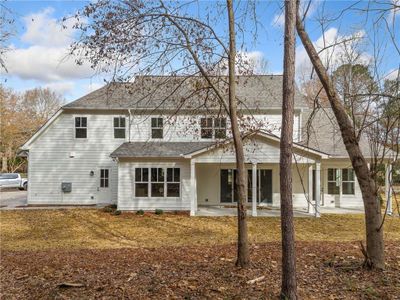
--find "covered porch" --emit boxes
[187,132,327,217]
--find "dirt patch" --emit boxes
[1,242,399,299]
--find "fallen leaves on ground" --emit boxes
[1,209,399,251]
[1,242,399,299]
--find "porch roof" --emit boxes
[110,141,214,158]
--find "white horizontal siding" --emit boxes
[28,113,123,205]
[128,113,301,142]
[117,160,191,211]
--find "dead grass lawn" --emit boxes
[1,209,399,251]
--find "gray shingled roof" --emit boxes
[300,108,373,158]
[64,75,309,110]
[111,142,215,158]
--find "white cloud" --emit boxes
[4,8,93,85]
[5,45,93,82]
[296,28,371,79]
[272,0,320,27]
[44,81,75,95]
[21,8,77,47]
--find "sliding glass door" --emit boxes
[220,169,272,204]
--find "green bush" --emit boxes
[113,210,121,215]
[136,209,145,215]
[155,209,163,215]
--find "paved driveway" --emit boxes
[0,189,28,208]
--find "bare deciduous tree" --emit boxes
[71,0,258,267]
[280,0,298,298]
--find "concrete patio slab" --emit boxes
[195,206,364,217]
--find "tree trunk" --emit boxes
[280,0,298,298]
[295,4,385,269]
[1,155,7,172]
[227,0,250,268]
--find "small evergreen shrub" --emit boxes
[136,209,145,215]
[113,210,121,215]
[155,209,163,215]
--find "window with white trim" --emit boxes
[342,168,355,195]
[167,168,180,197]
[134,167,180,198]
[135,168,149,197]
[327,168,340,195]
[75,117,87,138]
[151,118,163,139]
[114,117,126,138]
[151,168,164,197]
[214,118,227,138]
[100,169,109,188]
[200,117,226,139]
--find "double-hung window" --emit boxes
[342,169,355,195]
[151,118,163,139]
[214,118,227,138]
[200,118,213,138]
[135,168,149,197]
[201,117,227,139]
[114,117,126,138]
[166,168,180,197]
[327,168,340,195]
[75,117,87,138]
[151,168,165,197]
[135,167,180,198]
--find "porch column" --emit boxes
[190,160,196,216]
[385,163,393,216]
[252,162,257,217]
[315,162,321,218]
[308,164,314,215]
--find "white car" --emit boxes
[0,173,28,190]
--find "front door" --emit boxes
[97,168,112,203]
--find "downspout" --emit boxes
[128,109,132,143]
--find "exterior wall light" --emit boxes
[90,171,95,177]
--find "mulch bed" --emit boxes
[1,242,399,299]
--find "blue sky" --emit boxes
[2,0,399,103]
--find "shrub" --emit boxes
[110,204,117,209]
[113,210,121,215]
[155,209,163,215]
[102,206,113,213]
[136,209,145,215]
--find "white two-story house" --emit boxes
[20,75,395,215]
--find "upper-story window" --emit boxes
[75,117,87,139]
[114,117,126,139]
[151,118,163,139]
[201,117,226,139]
